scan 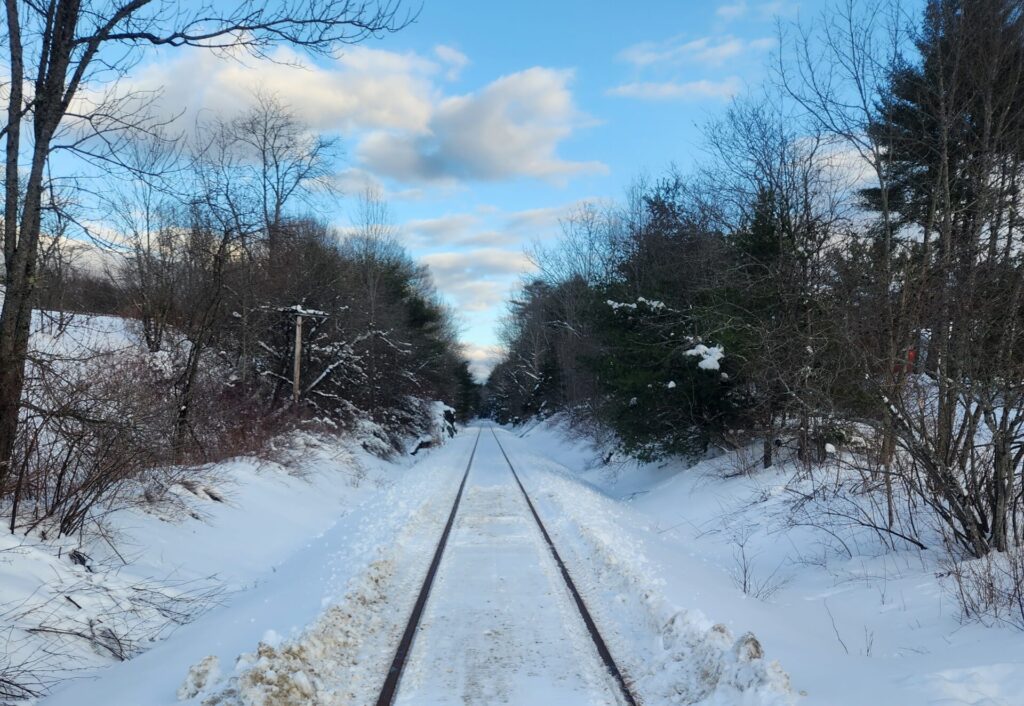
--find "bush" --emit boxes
[941,546,1024,631]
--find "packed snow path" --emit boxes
[389,427,631,705]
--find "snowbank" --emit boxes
[510,417,1024,706]
[32,431,475,706]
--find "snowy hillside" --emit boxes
[0,426,425,700]
[514,417,1024,705]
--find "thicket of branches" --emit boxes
[487,0,1024,569]
[1,1,479,541]
[4,94,478,539]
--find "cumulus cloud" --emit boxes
[461,343,504,382]
[421,248,533,312]
[121,45,437,135]
[117,48,600,188]
[608,78,742,101]
[358,67,607,184]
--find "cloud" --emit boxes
[434,45,469,81]
[618,35,756,68]
[333,167,425,202]
[461,343,504,382]
[503,199,602,235]
[716,2,749,20]
[614,32,774,70]
[117,48,601,189]
[421,248,533,312]
[401,199,599,251]
[422,248,532,279]
[716,1,796,21]
[358,67,607,184]
[404,213,483,247]
[119,45,438,135]
[608,78,742,101]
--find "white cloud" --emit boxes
[333,168,426,202]
[359,67,606,184]
[614,32,774,70]
[117,48,600,188]
[402,199,599,250]
[119,45,437,135]
[716,1,795,21]
[422,248,532,278]
[434,45,469,81]
[461,343,504,382]
[421,248,534,312]
[716,2,749,20]
[608,78,742,101]
[404,213,482,247]
[618,35,752,68]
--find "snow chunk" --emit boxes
[203,559,395,705]
[607,297,670,313]
[177,655,220,700]
[684,344,725,371]
[636,296,666,310]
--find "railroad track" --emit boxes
[375,425,640,706]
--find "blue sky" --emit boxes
[123,0,829,378]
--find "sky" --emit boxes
[121,0,830,379]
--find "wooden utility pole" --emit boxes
[293,314,303,406]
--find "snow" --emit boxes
[20,425,793,706]
[496,428,794,705]
[177,655,220,700]
[394,435,622,705]
[38,431,479,705]
[606,297,670,313]
[3,430,407,699]
[10,402,1020,705]
[684,343,725,371]
[513,417,1024,706]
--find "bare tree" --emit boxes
[231,91,340,255]
[0,0,411,492]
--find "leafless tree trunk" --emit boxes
[0,0,411,490]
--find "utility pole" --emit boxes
[293,313,303,406]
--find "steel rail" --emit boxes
[489,425,642,706]
[374,428,482,706]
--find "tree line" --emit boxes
[1,0,479,538]
[487,0,1024,562]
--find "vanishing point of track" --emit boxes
[374,426,641,706]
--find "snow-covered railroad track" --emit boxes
[378,426,640,706]
[375,428,481,705]
[489,426,641,706]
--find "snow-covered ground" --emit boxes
[16,424,795,706]
[510,417,1024,706]
[10,415,1020,705]
[32,431,478,705]
[395,431,625,705]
